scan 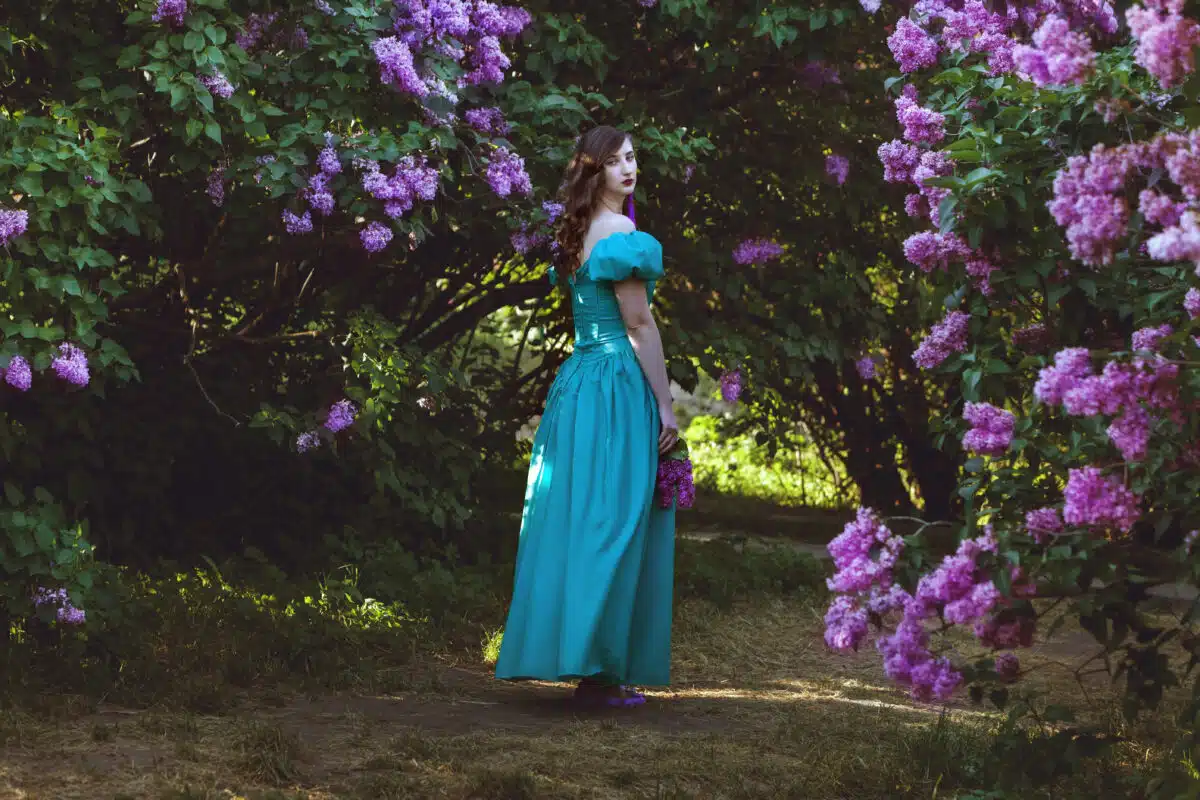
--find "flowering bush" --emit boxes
[823,0,1200,782]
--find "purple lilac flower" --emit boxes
[33,587,86,625]
[1132,323,1173,351]
[153,0,188,26]
[236,12,278,51]
[656,456,695,509]
[903,231,970,272]
[732,238,784,265]
[913,310,970,369]
[1047,147,1135,266]
[282,209,313,234]
[888,18,941,73]
[1025,507,1064,542]
[1011,323,1053,353]
[860,0,882,13]
[826,154,850,186]
[324,399,358,433]
[682,164,696,184]
[1186,287,1200,318]
[961,402,1015,456]
[1062,466,1141,532]
[373,36,428,96]
[975,614,1036,649]
[511,227,547,254]
[206,166,225,207]
[720,369,743,404]
[995,652,1020,681]
[1012,15,1096,87]
[198,72,235,99]
[800,61,842,89]
[4,355,31,391]
[639,0,658,7]
[542,200,564,223]
[1139,189,1187,227]
[856,355,879,380]
[317,146,342,176]
[1127,0,1200,89]
[895,94,946,145]
[1034,347,1093,405]
[296,431,320,453]
[824,596,869,652]
[876,617,962,701]
[360,222,394,253]
[315,0,336,14]
[51,343,89,387]
[878,140,922,183]
[0,208,29,247]
[826,507,904,595]
[464,107,510,135]
[484,147,533,197]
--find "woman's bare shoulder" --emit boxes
[588,211,636,238]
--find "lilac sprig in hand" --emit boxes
[655,438,695,510]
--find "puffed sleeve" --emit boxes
[587,231,665,283]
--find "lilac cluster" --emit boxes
[206,165,225,208]
[1035,344,1179,461]
[1024,506,1064,541]
[732,238,784,265]
[484,148,532,198]
[33,587,86,625]
[1012,15,1096,85]
[913,310,970,369]
[1063,466,1141,531]
[799,61,842,90]
[824,595,869,651]
[855,354,880,380]
[3,355,31,391]
[296,431,320,453]
[655,455,695,509]
[877,618,963,701]
[361,155,441,219]
[464,107,511,135]
[903,231,970,273]
[325,399,358,432]
[895,91,946,145]
[235,13,307,53]
[282,209,313,234]
[961,401,1015,456]
[153,0,188,26]
[0,207,29,247]
[976,612,1036,648]
[1011,322,1053,352]
[889,18,942,73]
[1126,0,1200,88]
[1132,322,1173,351]
[826,507,906,595]
[1186,287,1200,318]
[909,528,1001,625]
[360,221,394,254]
[199,72,235,99]
[719,369,743,404]
[52,343,89,387]
[825,154,850,186]
[510,201,564,254]
[372,37,427,97]
[315,0,336,14]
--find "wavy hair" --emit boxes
[553,125,631,276]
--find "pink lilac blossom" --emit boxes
[325,399,358,433]
[360,222,394,253]
[1033,347,1093,404]
[909,528,1000,625]
[1012,15,1096,86]
[153,0,188,26]
[1126,0,1200,89]
[1147,210,1200,270]
[720,369,743,403]
[1062,466,1141,531]
[4,355,31,391]
[961,402,1015,456]
[1108,404,1154,460]
[0,208,29,247]
[1132,323,1173,351]
[1139,189,1187,227]
[903,231,970,272]
[888,18,941,73]
[656,456,695,509]
[826,507,905,595]
[732,238,784,265]
[877,617,963,701]
[964,255,997,294]
[824,595,870,652]
[1025,507,1064,542]
[913,310,970,369]
[484,147,532,197]
[1047,146,1136,266]
[975,613,1036,649]
[879,140,921,183]
[1186,287,1200,317]
[826,154,850,186]
[51,343,89,387]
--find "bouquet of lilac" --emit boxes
[655,438,695,510]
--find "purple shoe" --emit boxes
[573,684,646,709]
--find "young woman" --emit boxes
[494,126,678,708]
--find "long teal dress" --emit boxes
[495,230,676,687]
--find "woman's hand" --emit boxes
[658,404,679,455]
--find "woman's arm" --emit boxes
[614,279,678,453]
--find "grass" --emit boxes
[0,536,1193,798]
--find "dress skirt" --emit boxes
[494,337,675,686]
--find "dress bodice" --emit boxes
[549,231,665,349]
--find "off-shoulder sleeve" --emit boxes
[547,265,559,286]
[587,231,665,283]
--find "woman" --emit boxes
[494,126,679,708]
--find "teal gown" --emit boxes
[494,230,676,687]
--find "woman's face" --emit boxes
[602,137,636,197]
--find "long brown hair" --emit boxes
[553,125,631,276]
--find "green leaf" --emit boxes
[204,120,222,144]
[3,482,23,506]
[76,76,102,90]
[186,119,204,140]
[184,31,205,52]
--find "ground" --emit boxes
[0,581,1156,800]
